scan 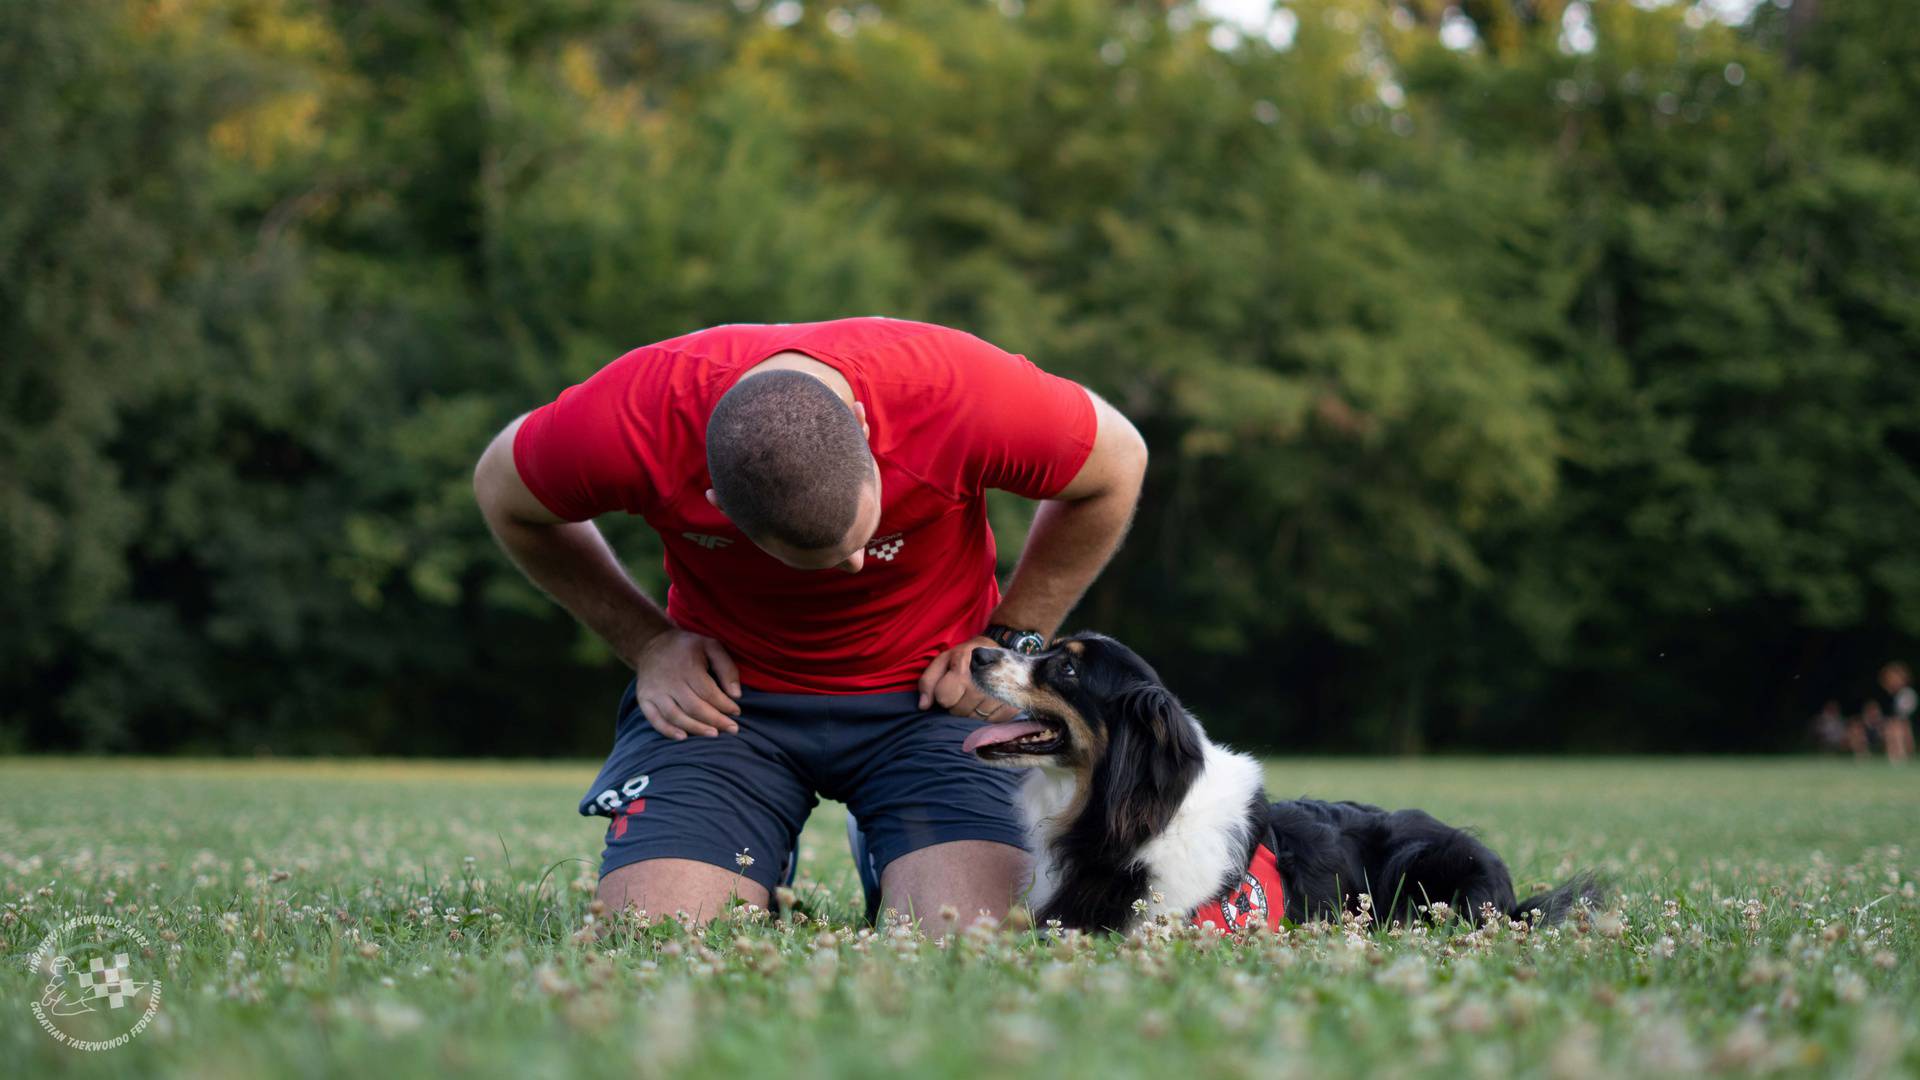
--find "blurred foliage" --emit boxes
[2,0,1915,754]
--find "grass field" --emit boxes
[2,757,1916,1078]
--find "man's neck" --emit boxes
[739,351,856,407]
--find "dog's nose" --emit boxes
[970,647,1003,671]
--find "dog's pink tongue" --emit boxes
[962,718,1050,754]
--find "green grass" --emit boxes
[2,757,1916,1077]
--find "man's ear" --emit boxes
[853,400,870,440]
[704,488,720,509]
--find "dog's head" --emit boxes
[964,632,1198,770]
[966,632,1206,849]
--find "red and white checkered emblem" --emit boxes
[866,533,906,561]
[79,953,134,1009]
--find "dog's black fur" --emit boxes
[968,633,1602,933]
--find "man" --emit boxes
[1879,662,1914,764]
[473,318,1147,931]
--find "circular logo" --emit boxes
[23,915,162,1051]
[1218,874,1268,930]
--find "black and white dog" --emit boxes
[965,633,1600,934]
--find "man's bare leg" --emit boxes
[878,840,1026,935]
[597,858,767,925]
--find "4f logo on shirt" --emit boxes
[866,532,906,561]
[682,532,733,549]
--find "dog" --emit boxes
[965,632,1601,933]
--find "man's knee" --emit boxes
[878,840,1028,934]
[597,857,769,925]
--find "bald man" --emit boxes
[474,318,1146,932]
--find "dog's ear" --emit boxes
[1088,683,1204,850]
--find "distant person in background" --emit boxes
[1878,662,1914,764]
[1813,700,1848,753]
[1853,701,1883,761]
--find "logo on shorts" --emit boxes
[24,915,162,1052]
[593,774,652,839]
[866,532,906,561]
[610,798,648,838]
[593,773,651,813]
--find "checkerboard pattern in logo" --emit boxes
[866,533,906,561]
[80,954,133,1008]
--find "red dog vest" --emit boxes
[1190,844,1286,932]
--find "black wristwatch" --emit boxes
[984,624,1047,655]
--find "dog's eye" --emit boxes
[1059,658,1077,679]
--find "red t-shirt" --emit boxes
[512,318,1098,694]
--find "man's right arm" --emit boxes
[473,414,742,738]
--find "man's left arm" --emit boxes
[918,390,1147,720]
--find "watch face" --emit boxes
[1009,631,1046,655]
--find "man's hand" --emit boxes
[918,636,1020,723]
[633,629,744,740]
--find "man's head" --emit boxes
[706,370,880,572]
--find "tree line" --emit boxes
[4,0,1916,755]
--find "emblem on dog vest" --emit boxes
[1190,844,1286,933]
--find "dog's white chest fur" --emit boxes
[1015,769,1077,912]
[1016,742,1266,921]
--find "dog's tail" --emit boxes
[1509,871,1607,925]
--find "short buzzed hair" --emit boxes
[707,370,873,550]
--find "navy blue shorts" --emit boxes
[578,681,1030,894]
